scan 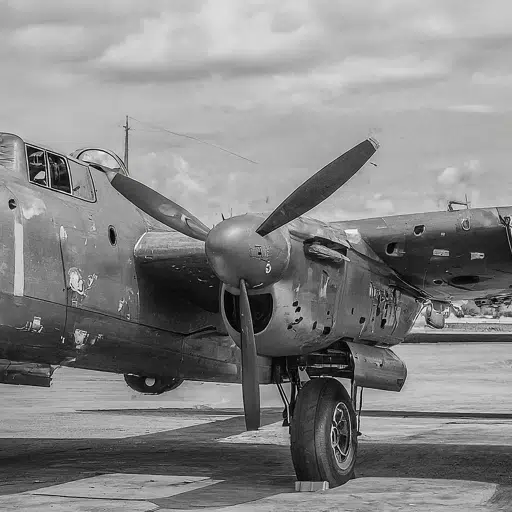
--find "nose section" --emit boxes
[205,214,290,289]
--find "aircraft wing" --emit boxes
[134,230,220,313]
[332,208,512,304]
[290,217,428,299]
[135,218,428,317]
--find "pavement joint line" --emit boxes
[3,348,512,510]
[27,493,151,502]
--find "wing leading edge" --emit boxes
[134,230,220,313]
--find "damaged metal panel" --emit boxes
[0,133,27,176]
[0,359,53,387]
[288,217,350,247]
[337,208,512,302]
[59,167,145,323]
[345,341,407,391]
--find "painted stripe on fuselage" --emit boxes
[14,217,24,296]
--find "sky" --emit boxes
[2,0,512,226]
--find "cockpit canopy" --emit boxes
[70,148,129,176]
[0,133,128,178]
[0,132,129,203]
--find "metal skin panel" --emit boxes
[0,359,53,387]
[0,133,26,175]
[336,207,512,303]
[58,167,144,320]
[221,233,423,357]
[345,341,407,392]
[0,134,270,383]
[134,230,220,313]
[0,174,68,356]
[220,235,346,357]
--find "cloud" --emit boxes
[435,159,482,207]
[446,104,496,113]
[3,0,512,226]
[94,2,321,82]
[364,193,395,216]
[9,24,91,60]
[0,0,173,28]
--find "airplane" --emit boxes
[0,130,510,488]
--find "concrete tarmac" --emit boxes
[1,342,512,511]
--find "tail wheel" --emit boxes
[290,377,357,487]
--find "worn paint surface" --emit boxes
[337,207,512,306]
[0,133,235,381]
[3,131,512,387]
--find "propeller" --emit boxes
[106,137,379,431]
[256,137,379,237]
[105,170,210,242]
[239,278,260,430]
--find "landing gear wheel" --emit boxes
[290,377,357,488]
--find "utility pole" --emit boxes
[123,115,130,172]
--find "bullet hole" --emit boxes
[295,317,303,324]
[433,279,443,285]
[386,242,397,255]
[312,321,317,330]
[380,319,387,329]
[413,224,425,236]
[351,308,354,315]
[8,199,16,209]
[295,307,301,313]
[292,301,299,307]
[287,324,293,330]
[451,275,480,286]
[322,326,331,335]
[359,317,366,324]
[327,310,331,316]
[108,225,117,246]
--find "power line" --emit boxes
[128,116,258,165]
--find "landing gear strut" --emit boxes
[290,377,358,487]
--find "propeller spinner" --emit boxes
[107,137,379,430]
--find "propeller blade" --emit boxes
[256,137,379,237]
[239,278,260,430]
[106,171,210,241]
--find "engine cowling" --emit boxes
[124,374,184,394]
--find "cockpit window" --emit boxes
[27,145,48,186]
[48,152,71,194]
[26,145,95,202]
[68,160,95,201]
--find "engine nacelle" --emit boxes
[220,222,424,356]
[124,374,184,394]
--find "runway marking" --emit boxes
[29,473,222,500]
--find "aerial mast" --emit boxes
[123,115,130,172]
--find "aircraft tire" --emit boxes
[123,374,184,394]
[290,377,357,487]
